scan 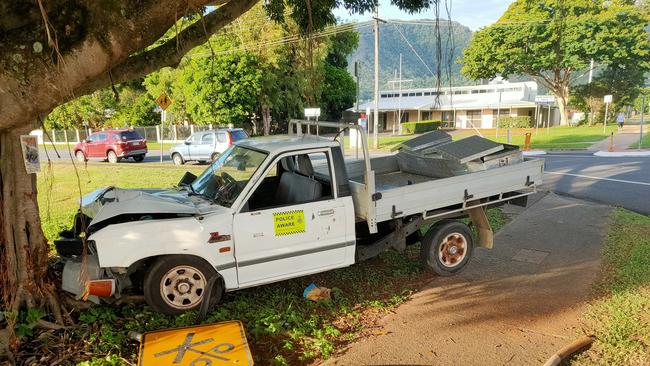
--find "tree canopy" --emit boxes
[461,0,650,125]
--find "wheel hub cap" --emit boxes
[438,233,467,268]
[160,265,206,310]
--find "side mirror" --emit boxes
[184,141,191,145]
[178,171,197,186]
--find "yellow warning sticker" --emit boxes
[138,321,253,366]
[273,210,306,236]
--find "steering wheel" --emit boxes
[216,172,238,202]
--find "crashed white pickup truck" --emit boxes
[57,121,543,314]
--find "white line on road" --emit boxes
[545,171,650,186]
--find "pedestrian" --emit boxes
[616,112,625,130]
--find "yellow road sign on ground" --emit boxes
[138,321,253,366]
[156,92,173,111]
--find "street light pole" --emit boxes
[640,93,646,150]
[372,5,380,149]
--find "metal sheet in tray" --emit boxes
[429,135,503,164]
[395,130,452,152]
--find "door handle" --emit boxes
[318,209,335,216]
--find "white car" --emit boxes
[57,121,543,314]
[169,128,248,165]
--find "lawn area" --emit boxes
[636,133,650,148]
[479,125,618,149]
[32,162,508,365]
[571,209,650,366]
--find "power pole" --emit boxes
[373,5,380,149]
[354,61,360,113]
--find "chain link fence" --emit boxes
[32,124,228,144]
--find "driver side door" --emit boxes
[232,149,355,287]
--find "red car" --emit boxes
[74,129,147,163]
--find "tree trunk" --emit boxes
[262,105,271,136]
[0,125,64,341]
[554,85,570,126]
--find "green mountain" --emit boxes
[348,19,474,101]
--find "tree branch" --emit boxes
[76,0,259,96]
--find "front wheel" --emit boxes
[143,255,222,315]
[172,153,184,165]
[75,150,86,162]
[420,221,474,276]
[107,150,118,164]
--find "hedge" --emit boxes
[401,120,442,134]
[497,116,531,128]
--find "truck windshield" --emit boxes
[190,145,267,207]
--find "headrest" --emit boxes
[280,157,295,172]
[295,155,314,176]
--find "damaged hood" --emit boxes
[81,187,201,227]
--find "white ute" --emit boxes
[57,121,544,314]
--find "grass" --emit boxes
[636,133,650,148]
[33,162,508,365]
[571,209,650,366]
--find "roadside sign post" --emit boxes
[156,92,173,163]
[603,94,613,134]
[304,108,321,136]
[534,95,555,136]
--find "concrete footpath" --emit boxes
[589,125,644,152]
[324,193,612,365]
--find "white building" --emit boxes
[356,81,546,131]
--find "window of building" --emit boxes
[415,92,423,96]
[470,90,480,94]
[466,110,482,126]
[402,93,409,97]
[424,92,431,96]
[421,111,433,120]
[409,92,416,97]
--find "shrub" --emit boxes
[497,116,531,128]
[401,120,442,134]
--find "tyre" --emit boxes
[210,152,219,162]
[420,221,474,276]
[75,150,86,162]
[172,153,184,165]
[133,154,145,162]
[143,255,222,315]
[107,150,118,164]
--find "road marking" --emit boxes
[545,171,650,186]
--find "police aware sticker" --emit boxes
[273,210,305,236]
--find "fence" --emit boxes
[32,124,230,144]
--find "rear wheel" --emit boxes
[420,221,473,276]
[133,154,145,162]
[75,150,86,162]
[107,150,118,164]
[143,255,222,315]
[172,153,184,165]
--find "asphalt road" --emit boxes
[40,146,173,163]
[541,151,650,215]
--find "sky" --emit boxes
[333,0,515,31]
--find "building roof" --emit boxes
[356,81,539,112]
[236,135,338,154]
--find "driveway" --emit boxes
[324,193,611,365]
